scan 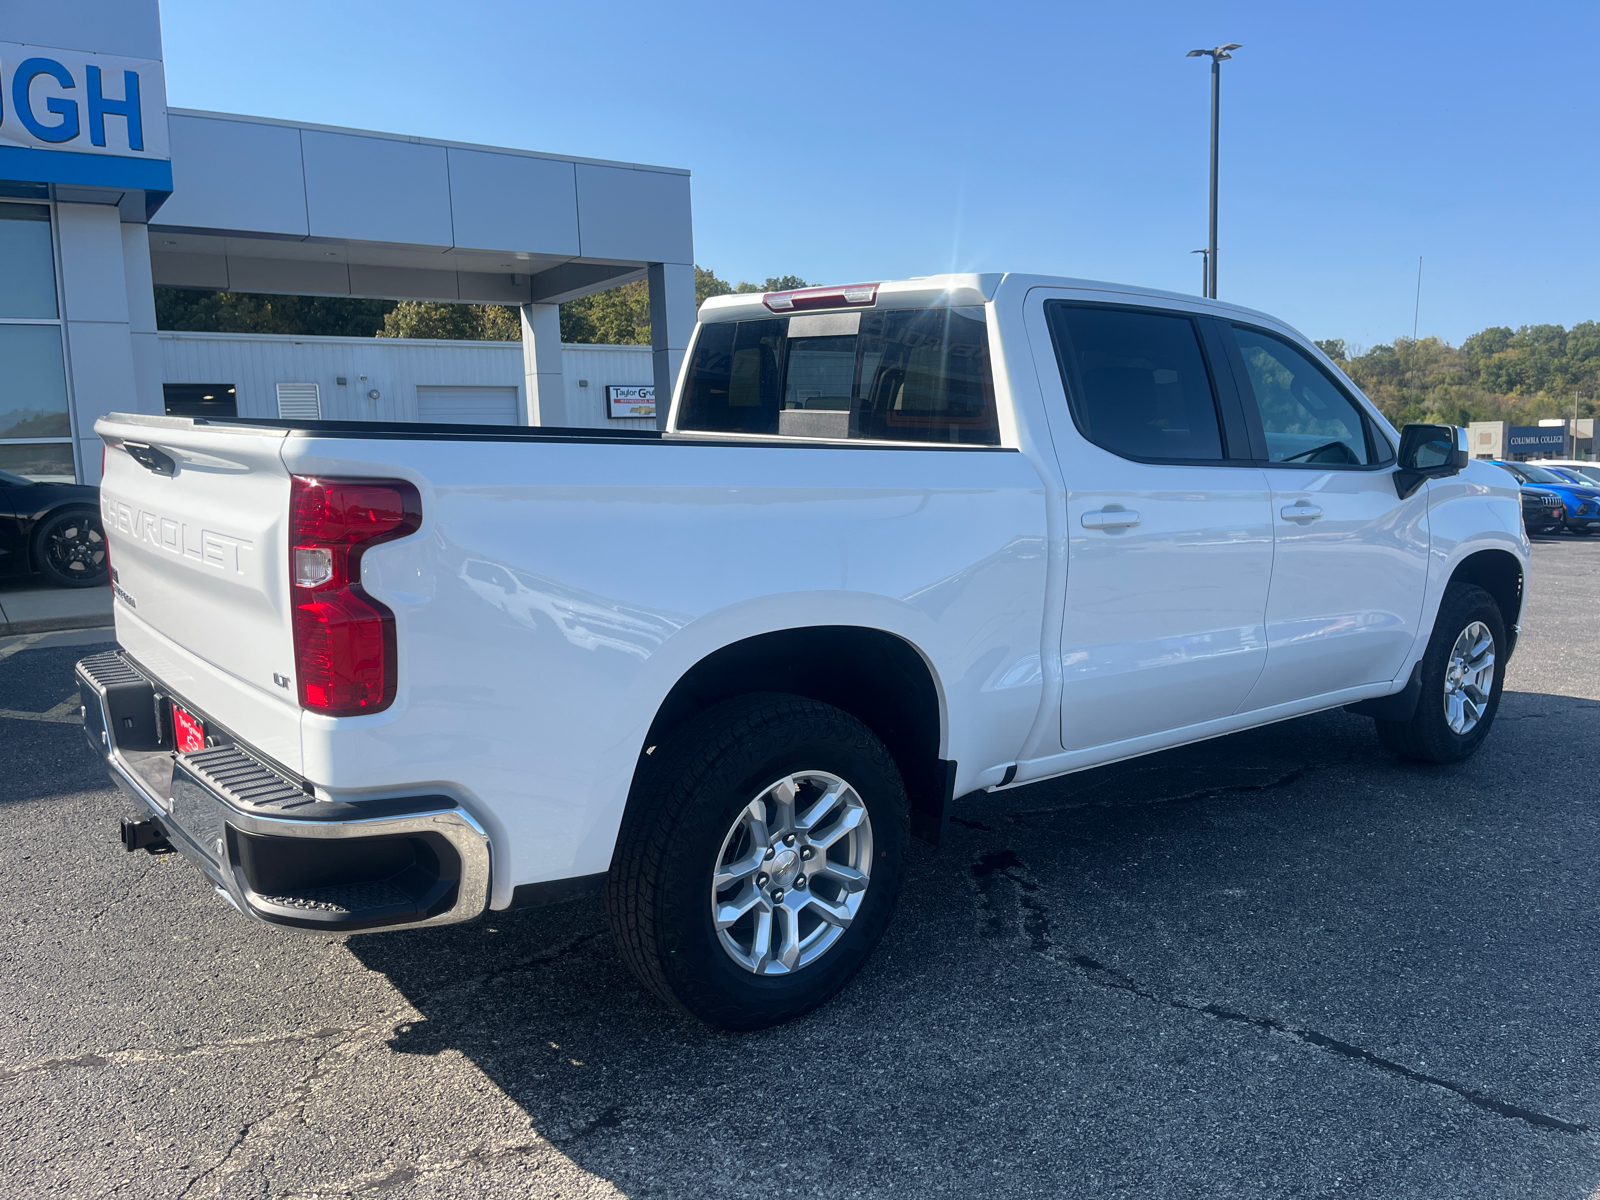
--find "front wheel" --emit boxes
[606,694,908,1030]
[33,508,108,588]
[1375,583,1506,764]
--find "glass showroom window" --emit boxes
[0,201,74,481]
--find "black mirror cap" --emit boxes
[1395,424,1468,499]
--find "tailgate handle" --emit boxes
[123,441,176,477]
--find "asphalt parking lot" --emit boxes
[2,538,1598,1200]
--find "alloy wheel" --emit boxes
[710,770,873,976]
[1442,620,1495,735]
[43,514,107,582]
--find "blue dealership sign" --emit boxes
[1507,426,1567,453]
[0,41,171,194]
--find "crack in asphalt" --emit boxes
[0,1026,352,1083]
[282,1139,573,1199]
[1067,953,1590,1137]
[969,844,1590,1139]
[177,1039,351,1199]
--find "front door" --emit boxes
[1032,295,1276,751]
[1222,323,1430,710]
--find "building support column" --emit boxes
[648,263,696,431]
[520,302,566,426]
[56,203,140,483]
[121,222,164,419]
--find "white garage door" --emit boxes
[415,385,520,425]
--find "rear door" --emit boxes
[1222,324,1429,710]
[97,417,304,771]
[1030,294,1275,750]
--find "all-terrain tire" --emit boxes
[1375,583,1506,764]
[606,693,909,1030]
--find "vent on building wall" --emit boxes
[276,383,321,420]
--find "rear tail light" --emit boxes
[763,283,879,313]
[289,477,421,716]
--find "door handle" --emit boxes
[1281,503,1323,521]
[1081,508,1141,530]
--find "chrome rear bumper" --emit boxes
[76,650,490,932]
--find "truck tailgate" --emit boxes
[96,415,303,773]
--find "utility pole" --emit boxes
[1187,43,1241,298]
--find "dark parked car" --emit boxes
[1518,486,1566,536]
[0,468,108,588]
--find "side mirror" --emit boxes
[1394,424,1468,499]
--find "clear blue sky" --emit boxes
[158,0,1597,351]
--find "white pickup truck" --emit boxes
[81,274,1527,1029]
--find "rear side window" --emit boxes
[1230,326,1383,466]
[1045,303,1225,462]
[677,307,999,445]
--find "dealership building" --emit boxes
[2,0,696,483]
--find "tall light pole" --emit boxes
[1186,43,1241,299]
[1190,249,1210,296]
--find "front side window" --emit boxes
[1231,326,1382,466]
[677,307,998,445]
[1045,303,1225,462]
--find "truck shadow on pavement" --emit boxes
[346,689,1600,1197]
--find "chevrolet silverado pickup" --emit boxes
[80,274,1528,1029]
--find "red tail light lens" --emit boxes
[763,283,879,313]
[289,477,420,716]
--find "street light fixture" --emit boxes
[1190,249,1210,297]
[1186,43,1241,299]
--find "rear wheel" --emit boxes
[1375,583,1505,764]
[33,507,108,588]
[606,694,908,1030]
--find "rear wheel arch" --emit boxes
[634,626,950,844]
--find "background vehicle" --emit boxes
[0,468,109,588]
[1531,459,1600,485]
[1518,487,1566,535]
[1543,465,1599,489]
[79,274,1528,1029]
[1489,461,1600,535]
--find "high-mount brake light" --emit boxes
[288,477,421,717]
[763,283,879,313]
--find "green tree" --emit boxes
[734,275,810,294]
[155,289,396,336]
[155,266,809,348]
[378,302,520,340]
[1314,338,1347,362]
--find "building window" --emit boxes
[0,201,72,480]
[164,383,238,419]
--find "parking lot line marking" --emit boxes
[0,696,83,725]
[0,632,48,663]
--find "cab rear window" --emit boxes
[677,307,999,445]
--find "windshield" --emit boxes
[1516,463,1572,485]
[0,468,33,485]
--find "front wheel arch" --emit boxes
[1446,548,1523,657]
